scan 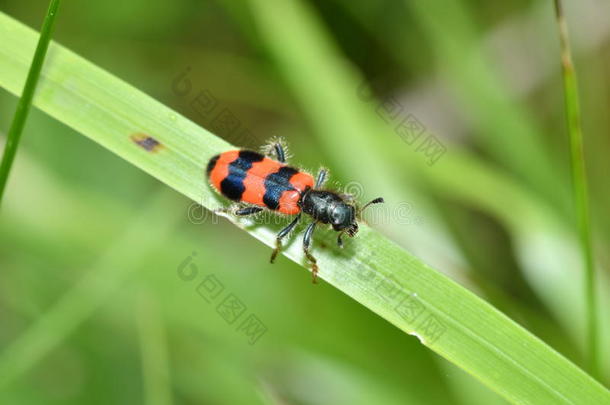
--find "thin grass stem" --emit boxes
[0,0,61,204]
[553,0,599,379]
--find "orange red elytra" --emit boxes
[206,141,384,283]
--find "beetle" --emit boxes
[206,141,383,283]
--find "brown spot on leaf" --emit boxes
[131,133,163,152]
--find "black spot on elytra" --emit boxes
[219,150,265,201]
[263,166,299,209]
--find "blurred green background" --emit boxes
[1,0,609,404]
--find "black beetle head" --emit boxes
[330,203,357,233]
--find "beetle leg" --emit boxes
[235,206,264,216]
[314,168,328,189]
[262,138,288,163]
[270,214,301,263]
[303,222,319,283]
[337,231,345,248]
[273,143,286,163]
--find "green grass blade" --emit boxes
[0,0,60,204]
[0,11,608,404]
[553,0,599,379]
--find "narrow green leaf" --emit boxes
[0,11,608,404]
[0,0,60,203]
[553,0,599,379]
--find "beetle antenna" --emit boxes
[359,197,384,214]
